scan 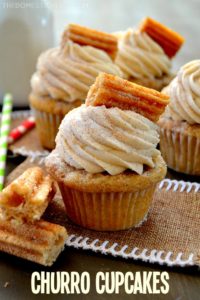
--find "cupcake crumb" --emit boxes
[3,282,10,288]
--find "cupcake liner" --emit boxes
[57,182,156,231]
[160,127,200,175]
[32,108,64,150]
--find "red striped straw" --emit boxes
[8,116,35,145]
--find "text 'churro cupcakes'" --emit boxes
[158,60,200,175]
[46,73,168,231]
[29,24,122,150]
[115,17,184,91]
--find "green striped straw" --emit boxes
[0,94,13,191]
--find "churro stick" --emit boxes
[0,167,56,223]
[86,73,169,122]
[61,23,118,59]
[0,219,67,266]
[139,17,184,58]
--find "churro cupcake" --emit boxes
[115,17,184,91]
[158,60,200,175]
[46,73,168,231]
[29,24,122,149]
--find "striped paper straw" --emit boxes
[8,116,35,145]
[0,94,13,191]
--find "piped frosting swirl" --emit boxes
[31,41,122,102]
[115,29,171,80]
[55,105,160,175]
[163,60,200,124]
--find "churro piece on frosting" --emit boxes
[0,219,67,266]
[86,73,169,122]
[0,167,55,223]
[61,23,118,59]
[139,17,184,58]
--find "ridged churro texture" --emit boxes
[0,167,55,222]
[140,18,184,58]
[62,23,118,59]
[0,219,67,266]
[86,73,169,122]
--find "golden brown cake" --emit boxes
[114,17,184,91]
[158,60,200,175]
[46,73,168,231]
[46,151,166,230]
[29,23,122,149]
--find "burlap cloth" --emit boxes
[6,157,200,268]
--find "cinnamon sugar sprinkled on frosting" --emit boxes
[163,60,200,124]
[31,41,122,103]
[55,105,160,175]
[115,29,171,80]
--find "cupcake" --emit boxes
[29,24,122,149]
[115,17,184,91]
[158,60,200,175]
[46,73,168,231]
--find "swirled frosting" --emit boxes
[55,105,160,175]
[115,29,171,80]
[31,41,122,102]
[163,60,200,124]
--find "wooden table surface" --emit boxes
[0,153,199,300]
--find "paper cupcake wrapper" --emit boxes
[160,127,200,175]
[57,182,156,231]
[32,108,64,150]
